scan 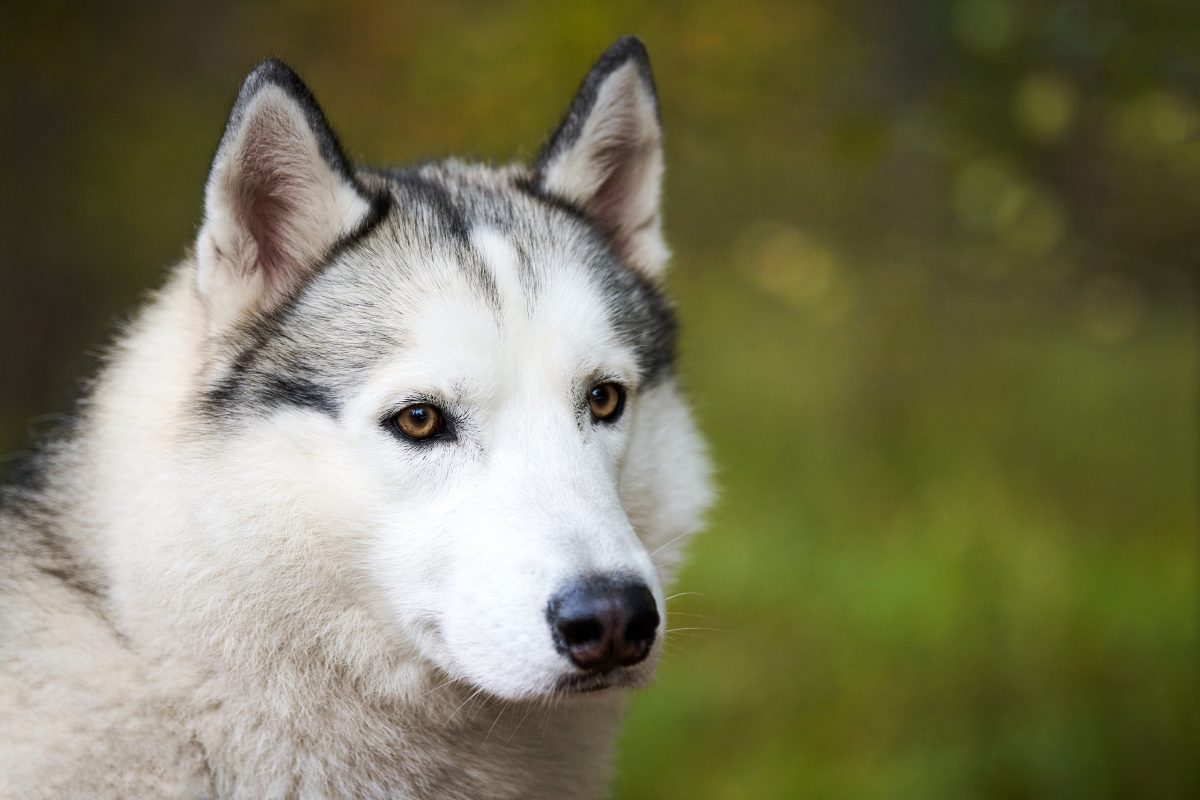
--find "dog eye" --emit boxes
[587,382,625,423]
[390,403,447,441]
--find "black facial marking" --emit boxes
[258,374,339,415]
[595,252,678,386]
[508,237,541,305]
[513,175,590,223]
[458,242,503,318]
[368,166,470,243]
[202,358,341,418]
[199,301,297,416]
[199,300,335,418]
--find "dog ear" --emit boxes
[196,60,379,330]
[533,37,669,279]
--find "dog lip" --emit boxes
[577,682,613,693]
[554,673,612,693]
[553,669,642,695]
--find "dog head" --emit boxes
[189,38,711,700]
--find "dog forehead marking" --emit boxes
[470,226,528,317]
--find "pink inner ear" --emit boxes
[232,112,311,291]
[590,137,649,228]
[583,109,658,265]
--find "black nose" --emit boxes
[547,575,660,672]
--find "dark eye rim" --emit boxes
[587,381,627,424]
[383,402,454,443]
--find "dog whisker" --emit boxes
[483,702,508,745]
[506,700,536,745]
[419,675,459,700]
[663,591,708,602]
[665,626,728,634]
[446,685,487,725]
[648,530,694,560]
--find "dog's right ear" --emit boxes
[196,60,380,332]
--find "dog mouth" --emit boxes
[552,668,645,695]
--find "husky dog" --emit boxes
[0,37,711,799]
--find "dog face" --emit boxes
[191,40,711,700]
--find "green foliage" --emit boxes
[1,1,1196,796]
[616,268,1196,798]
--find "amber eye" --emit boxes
[390,403,446,441]
[587,382,626,423]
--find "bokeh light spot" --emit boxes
[1013,73,1077,143]
[1115,90,1200,154]
[953,157,1029,234]
[744,223,842,314]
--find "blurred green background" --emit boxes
[1,1,1196,797]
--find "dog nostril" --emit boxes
[548,575,660,672]
[614,587,658,667]
[559,617,604,647]
[624,606,659,647]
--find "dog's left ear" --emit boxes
[533,37,668,279]
[196,60,381,332]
